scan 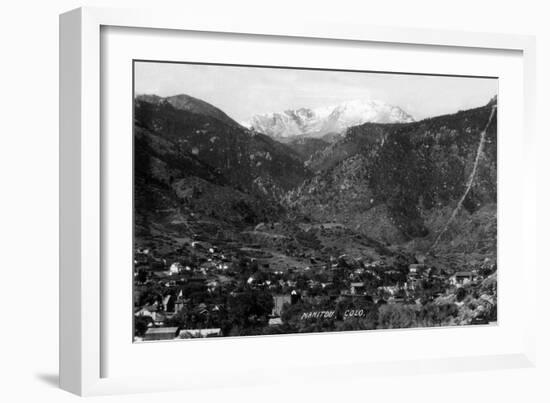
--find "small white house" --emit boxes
[207,280,219,292]
[450,272,475,286]
[268,317,283,326]
[169,262,183,275]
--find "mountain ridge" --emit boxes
[136,93,242,128]
[134,92,497,262]
[287,101,497,250]
[243,99,415,140]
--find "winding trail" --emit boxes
[429,105,497,251]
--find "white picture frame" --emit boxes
[59,6,537,396]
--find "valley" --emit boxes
[133,93,497,341]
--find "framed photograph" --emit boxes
[60,7,537,396]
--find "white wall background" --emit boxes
[0,0,548,401]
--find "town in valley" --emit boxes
[133,63,498,341]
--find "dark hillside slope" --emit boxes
[286,137,330,162]
[287,102,497,252]
[135,98,310,196]
[137,93,241,128]
[134,96,313,243]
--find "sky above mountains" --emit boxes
[135,61,497,122]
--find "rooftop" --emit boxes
[454,272,474,277]
[179,328,222,337]
[145,327,179,335]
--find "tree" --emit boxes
[377,304,417,329]
[250,260,259,274]
[180,282,209,303]
[136,269,147,284]
[134,316,153,337]
[137,285,163,306]
[227,288,274,329]
[417,303,458,327]
[456,287,467,302]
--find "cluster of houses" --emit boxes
[134,240,496,340]
[134,243,233,293]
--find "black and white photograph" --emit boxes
[2,0,548,400]
[132,61,498,342]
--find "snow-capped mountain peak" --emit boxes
[242,99,414,140]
